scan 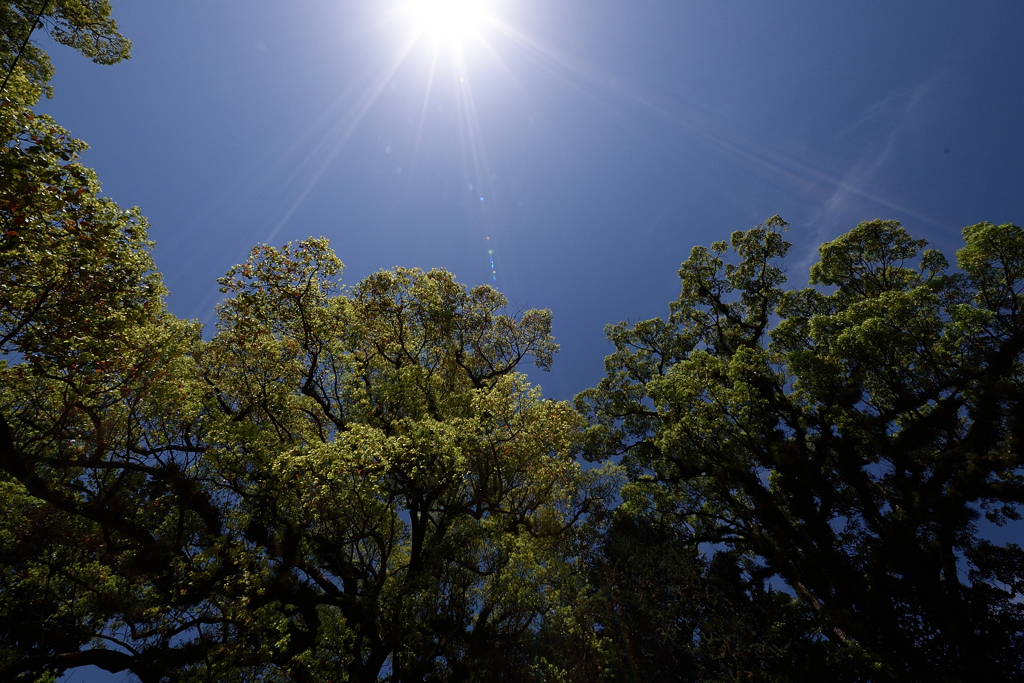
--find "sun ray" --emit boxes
[487,18,946,233]
[442,42,509,287]
[264,34,421,243]
[225,0,944,306]
[410,43,441,170]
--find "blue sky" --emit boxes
[37,0,1024,407]
[37,1,1024,681]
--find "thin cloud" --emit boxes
[797,73,948,272]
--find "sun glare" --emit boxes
[407,0,488,44]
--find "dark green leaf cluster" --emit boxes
[577,217,1024,681]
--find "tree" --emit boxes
[1,228,608,681]
[0,94,210,680]
[195,240,607,682]
[0,7,221,678]
[578,216,1024,681]
[1,0,131,103]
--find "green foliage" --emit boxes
[0,0,131,103]
[0,201,610,680]
[0,92,213,680]
[0,102,164,364]
[201,239,608,681]
[578,217,1024,681]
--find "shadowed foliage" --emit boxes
[577,216,1024,681]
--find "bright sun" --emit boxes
[406,0,488,44]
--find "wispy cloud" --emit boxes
[797,73,947,271]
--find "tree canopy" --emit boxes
[0,0,131,103]
[1,5,1023,680]
[1,205,609,679]
[577,216,1024,681]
